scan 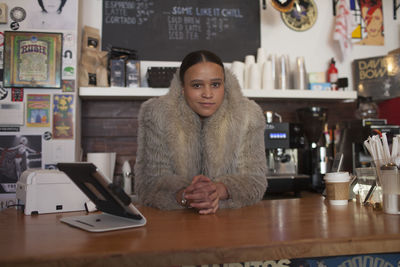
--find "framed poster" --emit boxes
[3,31,62,88]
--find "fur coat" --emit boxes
[134,68,268,210]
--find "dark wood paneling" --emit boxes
[81,98,358,178]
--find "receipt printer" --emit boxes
[16,169,89,215]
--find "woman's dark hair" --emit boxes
[179,50,224,84]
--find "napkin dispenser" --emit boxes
[16,169,89,215]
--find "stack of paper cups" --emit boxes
[244,55,255,89]
[262,60,274,90]
[231,61,245,88]
[269,54,277,89]
[248,63,261,90]
[257,48,266,70]
[294,56,308,90]
[278,55,290,90]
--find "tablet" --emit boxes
[57,162,146,232]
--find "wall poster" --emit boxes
[3,31,62,88]
[0,135,42,193]
[52,94,73,139]
[350,0,384,46]
[26,94,50,127]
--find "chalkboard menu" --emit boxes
[102,0,260,62]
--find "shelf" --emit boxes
[242,89,357,100]
[79,87,169,99]
[79,87,357,100]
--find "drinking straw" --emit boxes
[364,139,376,160]
[373,135,385,165]
[391,135,398,162]
[381,133,391,164]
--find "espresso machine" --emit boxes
[297,107,330,193]
[264,111,309,196]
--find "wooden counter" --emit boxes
[0,193,399,267]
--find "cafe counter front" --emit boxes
[0,192,399,267]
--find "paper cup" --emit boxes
[87,152,116,181]
[324,172,350,205]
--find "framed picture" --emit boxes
[3,31,62,88]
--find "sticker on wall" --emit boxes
[281,0,317,32]
[26,94,50,127]
[354,0,384,46]
[10,6,26,22]
[62,80,75,92]
[52,94,74,139]
[9,21,19,30]
[0,83,23,126]
[11,88,23,102]
[63,33,74,46]
[0,3,8,24]
[43,131,52,141]
[44,164,57,170]
[0,86,7,100]
[0,127,20,132]
[62,65,75,80]
[25,0,78,31]
[0,135,42,191]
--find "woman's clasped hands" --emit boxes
[183,175,229,215]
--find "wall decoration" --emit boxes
[52,94,73,139]
[353,54,400,100]
[355,0,384,46]
[11,88,23,101]
[281,0,317,32]
[3,31,62,88]
[10,21,19,31]
[26,94,50,127]
[0,86,7,100]
[62,79,75,92]
[26,0,78,31]
[0,95,24,125]
[9,6,26,23]
[0,135,42,193]
[0,3,7,24]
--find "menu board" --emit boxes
[102,0,260,62]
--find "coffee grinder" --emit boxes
[264,111,309,196]
[297,107,330,193]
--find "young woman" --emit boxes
[134,50,267,214]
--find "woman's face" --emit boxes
[363,7,383,37]
[182,62,225,118]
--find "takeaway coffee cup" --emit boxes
[324,172,351,205]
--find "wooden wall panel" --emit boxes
[81,98,358,178]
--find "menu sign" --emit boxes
[353,54,400,100]
[102,0,260,61]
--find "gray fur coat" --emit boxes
[134,68,268,210]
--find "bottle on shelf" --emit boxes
[327,58,338,91]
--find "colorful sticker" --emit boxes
[52,94,74,139]
[26,94,50,127]
[62,79,75,92]
[11,88,23,101]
